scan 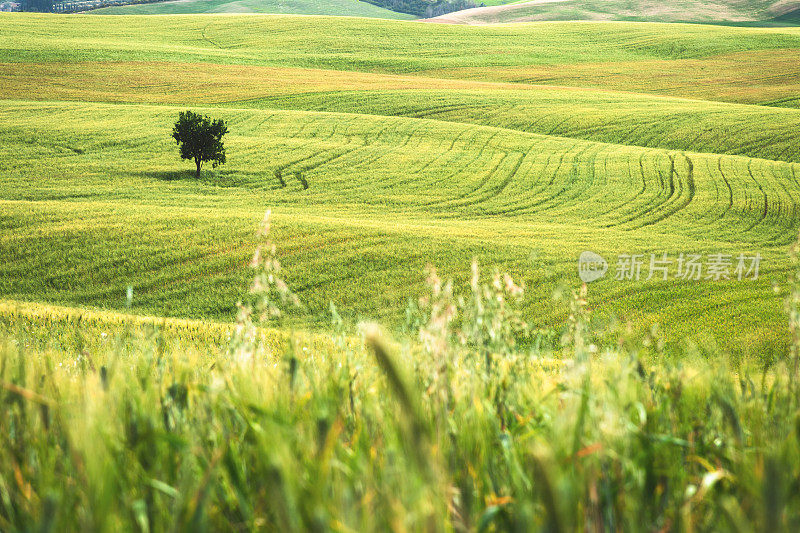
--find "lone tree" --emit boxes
[172,111,228,178]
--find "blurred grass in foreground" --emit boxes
[1,215,799,532]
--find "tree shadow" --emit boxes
[143,169,260,188]
[144,168,303,190]
[146,170,197,182]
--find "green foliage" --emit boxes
[172,110,228,178]
[20,0,53,11]
[230,210,300,362]
[788,230,800,391]
[1,227,800,530]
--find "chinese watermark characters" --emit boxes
[578,252,760,283]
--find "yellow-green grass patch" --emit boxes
[1,100,797,355]
[424,49,800,106]
[2,61,799,162]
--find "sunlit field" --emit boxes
[1,12,800,531]
[1,15,799,351]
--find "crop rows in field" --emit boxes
[429,49,800,106]
[2,101,798,244]
[234,88,800,163]
[1,15,799,351]
[0,100,797,354]
[3,60,799,164]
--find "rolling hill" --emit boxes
[3,12,800,533]
[1,13,799,355]
[425,0,800,24]
[90,0,415,16]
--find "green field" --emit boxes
[1,14,799,354]
[1,272,797,531]
[2,12,800,531]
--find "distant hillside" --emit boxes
[425,0,800,24]
[91,0,415,17]
[361,0,476,17]
[774,5,800,22]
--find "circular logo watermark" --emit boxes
[578,251,608,283]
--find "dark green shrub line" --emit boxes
[359,0,478,18]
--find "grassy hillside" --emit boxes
[3,60,800,162]
[425,0,800,24]
[3,15,800,69]
[1,99,798,356]
[3,13,800,532]
[3,272,800,531]
[0,14,798,355]
[2,289,800,531]
[92,0,415,17]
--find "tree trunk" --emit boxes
[195,158,202,179]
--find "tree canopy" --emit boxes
[172,111,228,178]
